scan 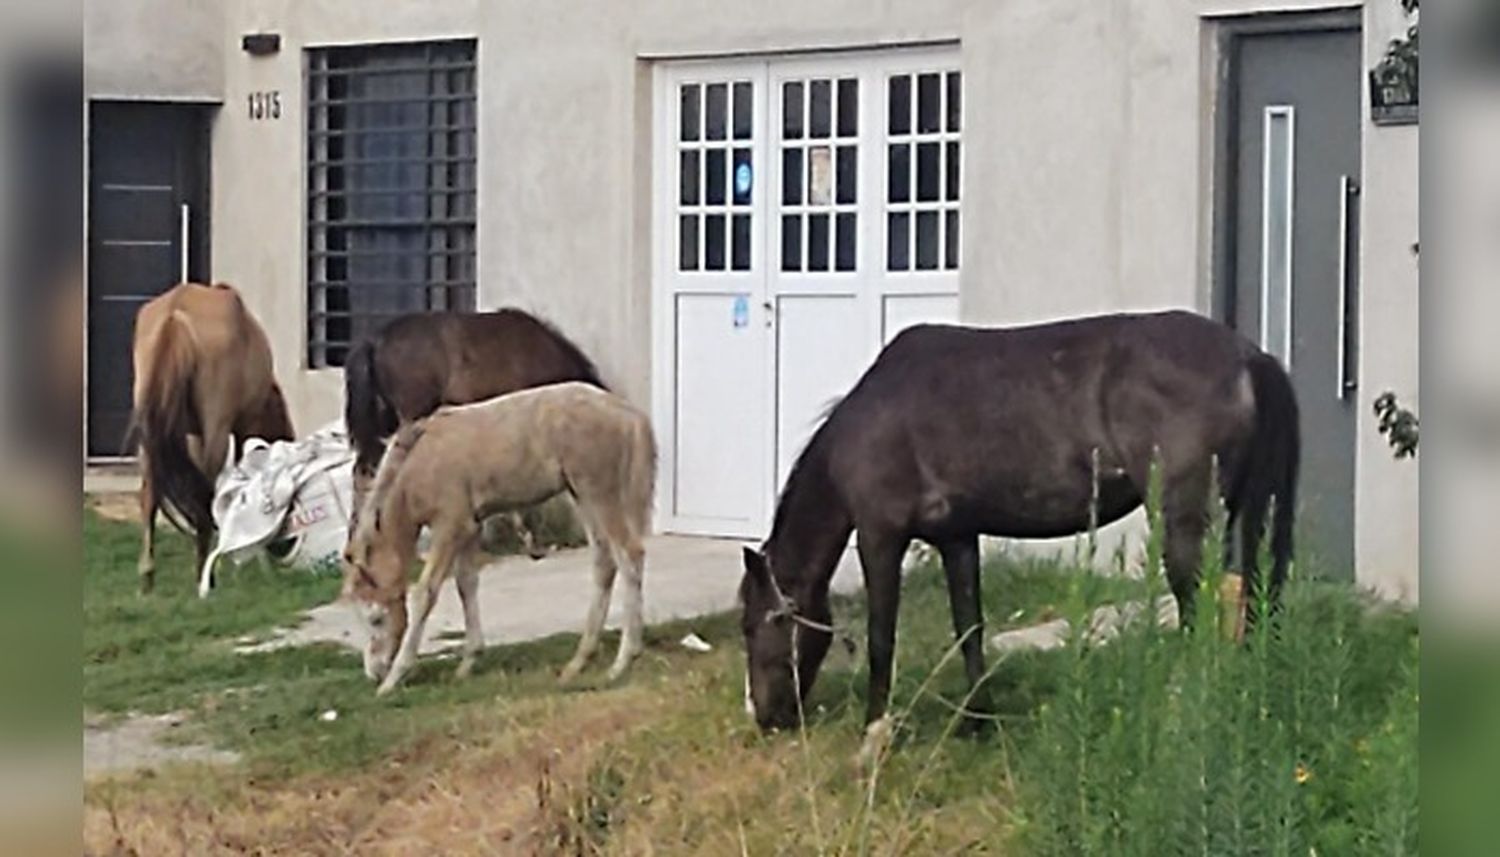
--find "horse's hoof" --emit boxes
[138,573,155,595]
[955,713,996,741]
[557,664,583,686]
[856,716,896,774]
[455,659,475,680]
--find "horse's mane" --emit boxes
[767,394,845,544]
[351,420,427,547]
[522,311,609,391]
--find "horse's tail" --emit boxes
[621,409,658,538]
[344,338,396,476]
[258,382,296,442]
[1240,352,1301,604]
[353,419,426,542]
[135,310,215,536]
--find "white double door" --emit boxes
[653,49,962,537]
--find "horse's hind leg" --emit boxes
[1162,465,1212,629]
[605,534,646,683]
[137,454,157,594]
[559,512,618,685]
[453,546,486,679]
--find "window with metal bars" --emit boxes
[306,39,477,368]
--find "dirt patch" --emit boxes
[84,688,672,856]
[84,712,240,781]
[87,493,141,524]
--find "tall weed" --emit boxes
[1009,459,1418,856]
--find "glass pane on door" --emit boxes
[777,75,858,273]
[677,78,754,272]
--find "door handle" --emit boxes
[1336,176,1359,400]
[179,203,191,284]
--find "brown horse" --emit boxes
[128,282,294,593]
[343,382,657,696]
[344,309,607,553]
[740,311,1299,741]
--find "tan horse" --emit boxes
[342,382,657,696]
[129,282,294,593]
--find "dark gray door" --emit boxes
[87,101,212,457]
[1230,27,1361,578]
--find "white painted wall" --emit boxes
[209,0,479,429]
[475,0,966,414]
[93,0,1416,592]
[84,0,224,100]
[1353,0,1418,603]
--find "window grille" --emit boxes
[307,39,477,367]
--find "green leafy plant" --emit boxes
[1372,0,1419,113]
[1375,392,1419,459]
[1009,463,1419,856]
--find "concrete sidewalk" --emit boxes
[239,535,868,656]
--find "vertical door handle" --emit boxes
[1336,176,1359,400]
[179,203,191,284]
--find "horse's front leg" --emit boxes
[514,508,547,560]
[857,530,908,727]
[453,547,486,679]
[937,535,994,737]
[855,529,908,770]
[378,531,465,696]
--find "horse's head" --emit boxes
[341,517,407,683]
[739,546,830,732]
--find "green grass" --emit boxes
[84,503,1417,855]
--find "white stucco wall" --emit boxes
[475,0,967,413]
[1353,0,1418,603]
[151,0,1415,590]
[84,0,224,100]
[209,0,479,430]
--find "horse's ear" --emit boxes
[742,546,770,590]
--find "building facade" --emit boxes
[82,0,1418,599]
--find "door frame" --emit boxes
[84,97,217,463]
[650,45,960,538]
[1205,7,1362,329]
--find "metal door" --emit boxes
[1230,26,1361,577]
[86,101,212,457]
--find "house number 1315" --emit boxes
[248,91,281,120]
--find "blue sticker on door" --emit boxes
[734,162,752,199]
[732,294,749,329]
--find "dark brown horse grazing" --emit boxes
[739,310,1299,739]
[343,309,607,549]
[129,282,295,593]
